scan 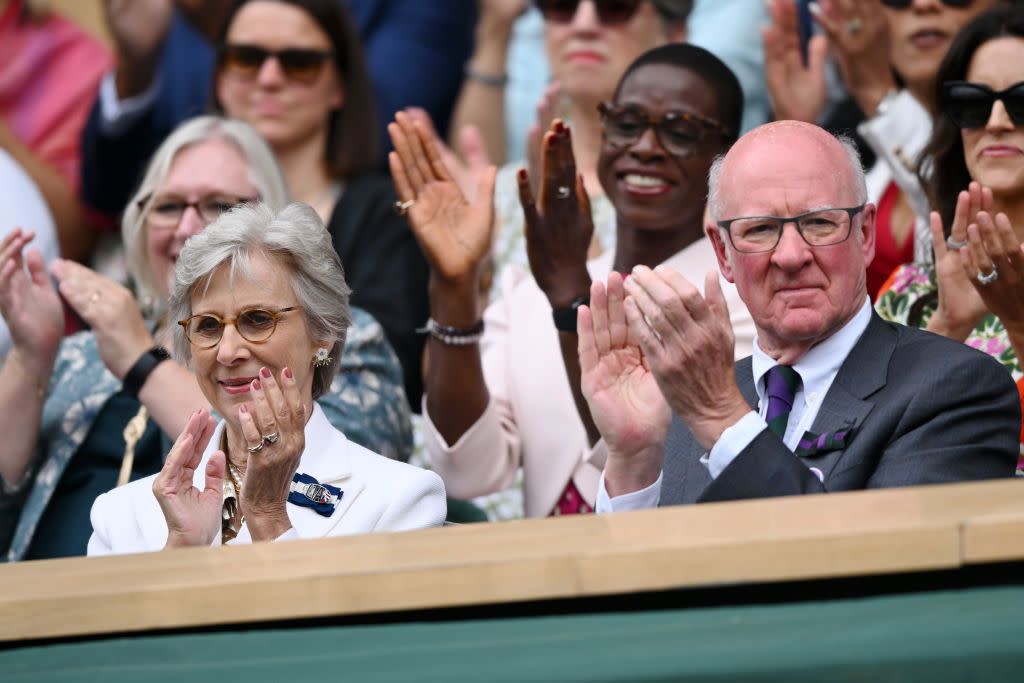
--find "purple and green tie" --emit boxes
[765,365,801,439]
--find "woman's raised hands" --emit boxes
[388,111,497,289]
[0,229,64,368]
[154,409,223,549]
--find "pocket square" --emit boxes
[288,472,343,517]
[795,421,857,457]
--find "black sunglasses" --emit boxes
[219,44,334,84]
[942,80,1024,129]
[880,0,973,8]
[534,0,643,25]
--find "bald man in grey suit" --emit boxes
[578,121,1018,511]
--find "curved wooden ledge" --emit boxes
[1,478,1022,642]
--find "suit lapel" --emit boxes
[804,313,893,478]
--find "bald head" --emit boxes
[707,121,866,221]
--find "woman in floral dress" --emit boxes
[876,5,1024,475]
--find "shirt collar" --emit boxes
[751,297,872,402]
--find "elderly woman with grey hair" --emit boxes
[87,203,445,554]
[0,115,414,561]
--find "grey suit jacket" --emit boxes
[661,313,1020,506]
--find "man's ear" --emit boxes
[859,202,877,268]
[706,223,735,283]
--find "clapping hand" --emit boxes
[960,211,1024,336]
[405,108,491,203]
[0,229,64,369]
[50,258,155,380]
[762,0,829,122]
[388,110,497,289]
[579,272,669,494]
[518,120,593,309]
[237,366,309,541]
[154,409,223,549]
[928,182,992,340]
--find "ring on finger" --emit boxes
[394,199,415,215]
[946,236,969,250]
[556,185,571,199]
[247,440,265,455]
[977,267,999,285]
[845,18,863,35]
[262,431,280,446]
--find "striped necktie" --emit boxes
[765,365,801,439]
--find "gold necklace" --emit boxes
[221,433,246,542]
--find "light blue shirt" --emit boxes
[597,298,873,512]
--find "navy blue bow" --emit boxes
[288,472,343,517]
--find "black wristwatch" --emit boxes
[122,346,171,399]
[552,296,590,333]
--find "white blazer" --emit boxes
[88,404,447,556]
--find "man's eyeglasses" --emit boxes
[219,44,334,84]
[598,102,732,157]
[179,306,302,349]
[942,80,1024,129]
[534,0,642,25]
[718,206,866,254]
[140,194,257,229]
[880,0,972,8]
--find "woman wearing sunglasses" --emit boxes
[876,4,1024,475]
[214,0,430,408]
[0,116,414,561]
[764,0,997,297]
[486,0,690,283]
[86,202,444,555]
[391,44,754,519]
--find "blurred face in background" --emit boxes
[884,0,997,96]
[541,0,684,106]
[216,1,343,154]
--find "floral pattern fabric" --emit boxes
[876,263,1024,475]
[1,306,413,561]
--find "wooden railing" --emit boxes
[1,478,1022,642]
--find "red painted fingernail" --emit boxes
[283,367,293,380]
[260,367,271,378]
[252,378,261,390]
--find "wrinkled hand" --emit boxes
[0,229,64,367]
[762,0,829,122]
[155,409,223,549]
[50,258,154,379]
[525,81,564,196]
[406,108,491,203]
[928,183,992,340]
[579,273,669,492]
[960,211,1024,335]
[519,120,594,308]
[388,110,498,288]
[237,366,309,541]
[810,0,894,114]
[625,266,749,452]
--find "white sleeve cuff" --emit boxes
[707,411,766,479]
[98,69,161,136]
[595,471,662,513]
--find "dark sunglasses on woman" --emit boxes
[942,80,1024,128]
[880,0,972,8]
[598,101,732,156]
[219,44,334,84]
[534,0,643,24]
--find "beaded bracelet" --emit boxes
[417,318,485,345]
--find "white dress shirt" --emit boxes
[597,298,873,513]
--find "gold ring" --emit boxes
[247,441,265,455]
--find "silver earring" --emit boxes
[312,347,333,367]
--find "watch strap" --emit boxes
[552,296,590,333]
[122,346,171,399]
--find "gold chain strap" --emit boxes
[117,405,149,487]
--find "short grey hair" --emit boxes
[168,202,351,400]
[122,115,289,308]
[706,134,867,222]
